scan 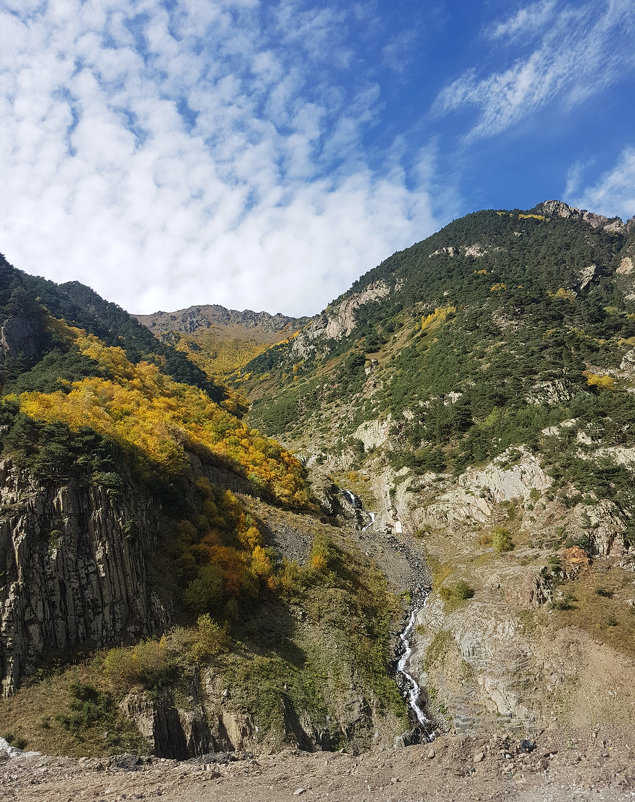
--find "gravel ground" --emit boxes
[2,730,633,802]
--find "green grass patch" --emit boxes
[423,630,453,671]
[439,580,475,611]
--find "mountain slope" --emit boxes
[229,200,635,736]
[241,202,635,462]
[2,200,633,759]
[0,259,411,757]
[135,304,308,384]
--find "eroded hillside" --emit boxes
[224,201,635,739]
[2,201,634,765]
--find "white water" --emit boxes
[0,737,40,760]
[341,486,431,736]
[342,489,360,508]
[397,605,434,739]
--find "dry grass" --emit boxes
[0,660,146,757]
[550,563,635,656]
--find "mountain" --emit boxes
[229,200,635,735]
[0,256,412,757]
[1,200,634,763]
[134,305,308,384]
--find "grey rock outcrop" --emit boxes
[534,200,624,231]
[291,281,390,358]
[0,312,45,377]
[120,691,196,759]
[577,498,628,556]
[0,460,167,696]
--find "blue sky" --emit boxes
[0,0,634,316]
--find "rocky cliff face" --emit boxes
[291,281,390,360]
[120,671,393,759]
[0,460,167,696]
[0,311,45,377]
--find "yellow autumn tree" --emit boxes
[17,319,308,506]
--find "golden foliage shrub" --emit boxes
[103,637,173,689]
[16,321,307,506]
[583,371,616,391]
[421,306,456,331]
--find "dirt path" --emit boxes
[2,730,632,802]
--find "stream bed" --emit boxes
[396,599,434,742]
[341,488,434,741]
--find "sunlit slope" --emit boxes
[135,305,307,382]
[237,204,635,485]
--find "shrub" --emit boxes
[103,637,175,691]
[184,564,224,615]
[57,681,113,731]
[307,535,343,578]
[439,580,475,608]
[491,527,514,553]
[189,614,230,662]
[167,615,230,664]
[277,557,303,593]
[551,591,577,611]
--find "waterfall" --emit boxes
[341,485,432,738]
[342,489,361,508]
[361,511,375,531]
[396,600,434,741]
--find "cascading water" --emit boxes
[342,487,432,738]
[396,600,434,741]
[342,489,361,508]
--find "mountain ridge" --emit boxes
[135,304,308,337]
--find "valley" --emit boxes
[0,200,634,799]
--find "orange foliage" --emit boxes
[167,479,278,617]
[421,306,456,332]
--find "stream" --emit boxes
[342,489,433,741]
[396,600,434,741]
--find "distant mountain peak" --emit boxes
[533,199,626,231]
[135,304,308,337]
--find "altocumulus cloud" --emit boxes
[0,0,442,316]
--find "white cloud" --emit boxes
[0,0,446,317]
[433,0,635,141]
[567,148,635,220]
[381,30,418,75]
[486,0,557,40]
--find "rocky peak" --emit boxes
[534,200,625,232]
